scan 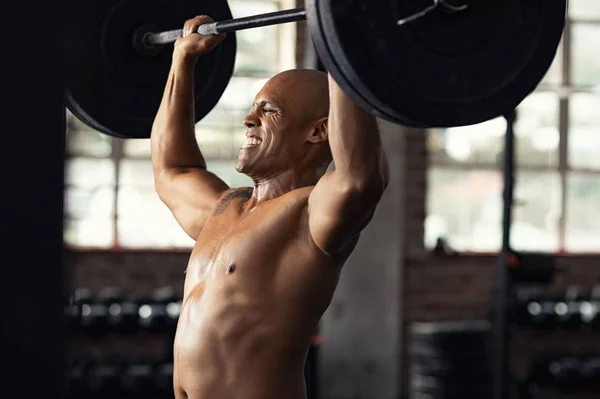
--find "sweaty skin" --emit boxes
[151,16,389,399]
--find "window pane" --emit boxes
[565,174,600,252]
[65,158,115,187]
[121,137,150,158]
[230,1,280,76]
[570,0,600,19]
[426,169,560,252]
[568,92,600,170]
[65,186,114,219]
[515,92,559,167]
[119,158,153,186]
[117,159,191,247]
[66,110,112,157]
[510,171,561,252]
[539,38,563,87]
[64,219,114,248]
[572,23,600,87]
[117,186,194,248]
[64,185,115,248]
[428,117,506,166]
[426,168,503,251]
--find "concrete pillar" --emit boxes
[319,120,407,399]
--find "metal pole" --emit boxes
[147,8,307,45]
[493,110,516,399]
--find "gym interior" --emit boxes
[2,0,600,399]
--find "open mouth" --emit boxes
[241,135,263,149]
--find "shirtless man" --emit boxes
[151,15,389,399]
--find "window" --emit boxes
[65,0,297,249]
[426,1,600,253]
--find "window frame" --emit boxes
[426,8,600,255]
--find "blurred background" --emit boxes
[62,0,600,399]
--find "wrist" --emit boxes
[172,50,197,68]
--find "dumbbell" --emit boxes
[74,288,109,338]
[119,358,157,399]
[517,293,558,329]
[138,286,181,333]
[581,285,600,330]
[97,286,140,335]
[554,286,589,329]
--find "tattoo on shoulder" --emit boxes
[212,188,253,216]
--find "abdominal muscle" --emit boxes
[172,281,311,399]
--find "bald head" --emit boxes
[258,69,330,125]
[237,69,332,182]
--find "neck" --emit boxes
[250,168,321,204]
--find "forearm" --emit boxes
[151,52,207,172]
[327,75,385,184]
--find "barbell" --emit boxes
[64,0,567,139]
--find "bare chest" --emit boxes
[184,193,310,291]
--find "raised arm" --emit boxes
[308,74,389,255]
[151,16,229,239]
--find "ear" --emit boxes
[306,117,328,144]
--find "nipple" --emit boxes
[226,264,236,274]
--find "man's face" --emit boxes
[235,84,308,179]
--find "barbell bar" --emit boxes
[146,8,308,46]
[64,0,567,139]
[145,0,467,46]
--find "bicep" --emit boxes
[308,171,385,255]
[155,168,229,239]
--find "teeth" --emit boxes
[242,136,262,148]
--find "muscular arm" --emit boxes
[308,74,389,255]
[151,52,229,239]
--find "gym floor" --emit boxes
[3,1,600,399]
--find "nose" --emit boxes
[243,111,260,129]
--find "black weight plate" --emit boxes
[308,0,566,128]
[306,0,426,128]
[65,0,236,138]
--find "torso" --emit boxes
[173,187,350,399]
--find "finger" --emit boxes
[190,15,214,36]
[183,16,203,37]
